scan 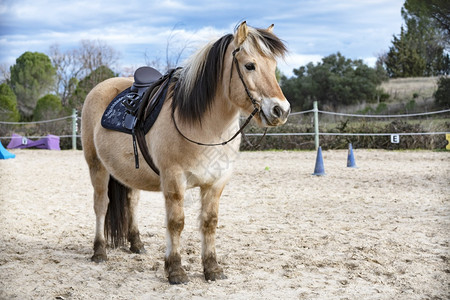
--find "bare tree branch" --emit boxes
[49,40,120,106]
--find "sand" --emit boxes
[0,149,449,299]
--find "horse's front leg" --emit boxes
[200,184,227,281]
[163,175,189,284]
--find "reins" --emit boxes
[172,47,267,147]
[133,47,267,176]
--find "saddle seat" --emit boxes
[130,66,163,95]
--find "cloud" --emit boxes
[0,0,404,76]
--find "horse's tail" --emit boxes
[105,176,129,248]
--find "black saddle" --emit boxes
[130,66,163,94]
[101,66,167,134]
[101,66,178,174]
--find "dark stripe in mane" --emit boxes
[172,34,234,125]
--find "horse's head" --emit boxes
[229,21,290,127]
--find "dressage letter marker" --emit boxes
[390,134,400,144]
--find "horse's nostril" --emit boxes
[272,105,282,118]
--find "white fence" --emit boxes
[1,103,449,150]
[246,102,450,150]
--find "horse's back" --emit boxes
[82,77,133,124]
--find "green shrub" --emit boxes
[405,100,416,112]
[379,92,390,102]
[375,102,388,114]
[434,77,450,108]
[33,94,62,121]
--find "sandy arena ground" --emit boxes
[0,149,449,299]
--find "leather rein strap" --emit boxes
[172,47,266,147]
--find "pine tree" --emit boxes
[384,1,449,78]
[9,52,56,119]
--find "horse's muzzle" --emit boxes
[261,97,290,126]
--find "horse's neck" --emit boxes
[200,95,240,142]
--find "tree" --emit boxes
[275,67,282,82]
[75,40,119,78]
[434,77,450,108]
[49,40,119,107]
[164,26,191,71]
[48,44,80,106]
[0,83,20,122]
[281,52,384,110]
[144,24,193,73]
[403,0,450,46]
[0,63,11,84]
[9,52,56,119]
[383,0,449,78]
[69,65,116,111]
[280,64,315,110]
[385,26,427,77]
[33,94,62,121]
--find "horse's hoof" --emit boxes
[165,254,189,284]
[203,255,226,281]
[91,254,107,263]
[205,270,227,281]
[130,245,147,254]
[168,270,189,285]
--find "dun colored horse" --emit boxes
[81,21,290,284]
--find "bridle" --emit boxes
[172,47,267,147]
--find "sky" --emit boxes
[0,0,405,77]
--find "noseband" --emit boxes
[172,47,266,147]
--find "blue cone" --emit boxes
[312,146,326,176]
[0,142,15,159]
[347,143,357,168]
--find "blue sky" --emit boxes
[0,0,405,77]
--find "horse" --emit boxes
[81,21,290,284]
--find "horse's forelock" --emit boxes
[241,27,287,59]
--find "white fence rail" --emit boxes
[247,102,450,149]
[1,103,449,150]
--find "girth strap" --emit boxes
[133,68,177,175]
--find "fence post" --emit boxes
[313,101,319,150]
[72,109,77,150]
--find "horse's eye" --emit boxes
[245,63,255,71]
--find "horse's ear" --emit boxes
[235,21,248,47]
[267,24,274,33]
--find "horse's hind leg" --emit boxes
[127,189,146,254]
[200,184,227,281]
[88,158,110,262]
